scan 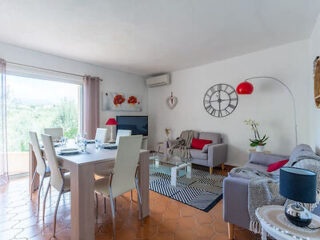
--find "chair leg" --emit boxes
[53,189,63,238]
[30,171,37,199]
[209,167,213,175]
[95,193,98,219]
[42,182,51,222]
[104,197,107,214]
[37,175,45,214]
[228,222,234,240]
[109,187,116,239]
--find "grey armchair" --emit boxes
[168,131,228,174]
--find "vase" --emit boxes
[256,145,264,152]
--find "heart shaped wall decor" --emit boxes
[166,92,178,109]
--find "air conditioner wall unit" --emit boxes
[145,74,170,87]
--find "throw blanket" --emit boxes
[168,130,194,159]
[230,154,320,234]
[230,167,286,233]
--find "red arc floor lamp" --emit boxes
[236,76,298,146]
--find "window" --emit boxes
[7,74,82,175]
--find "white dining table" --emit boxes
[29,143,150,240]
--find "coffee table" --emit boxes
[150,153,192,187]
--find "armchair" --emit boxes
[167,131,228,174]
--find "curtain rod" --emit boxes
[7,61,85,78]
[7,61,103,81]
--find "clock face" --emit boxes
[203,84,238,118]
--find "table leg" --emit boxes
[70,163,95,240]
[186,163,192,179]
[261,228,267,240]
[29,144,39,194]
[171,167,178,187]
[139,151,150,218]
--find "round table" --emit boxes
[255,205,320,240]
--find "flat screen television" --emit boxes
[116,116,148,136]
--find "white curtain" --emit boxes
[0,59,8,186]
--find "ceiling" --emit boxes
[1,0,320,75]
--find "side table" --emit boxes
[157,140,169,153]
[249,149,271,154]
[255,205,320,240]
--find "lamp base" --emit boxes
[285,203,312,227]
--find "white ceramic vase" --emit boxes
[256,145,265,152]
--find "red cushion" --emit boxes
[191,138,212,150]
[267,159,289,172]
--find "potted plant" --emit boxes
[245,119,269,152]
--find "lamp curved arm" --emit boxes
[243,76,297,146]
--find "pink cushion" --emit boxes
[191,138,212,150]
[267,159,289,172]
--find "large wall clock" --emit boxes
[203,83,238,118]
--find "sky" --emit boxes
[7,75,80,105]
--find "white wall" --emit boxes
[148,40,310,166]
[0,42,148,133]
[309,14,320,154]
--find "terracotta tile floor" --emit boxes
[0,175,258,240]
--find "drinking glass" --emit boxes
[80,139,87,152]
[95,139,102,151]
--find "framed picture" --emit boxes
[103,91,142,112]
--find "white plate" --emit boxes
[58,148,80,155]
[102,143,117,147]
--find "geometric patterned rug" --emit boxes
[149,165,225,212]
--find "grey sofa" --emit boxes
[223,144,320,239]
[168,131,227,174]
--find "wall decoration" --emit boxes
[203,83,238,118]
[104,92,142,112]
[166,92,178,109]
[314,56,320,108]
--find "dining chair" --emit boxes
[94,129,132,178]
[41,134,70,238]
[44,128,63,142]
[94,135,143,236]
[29,131,51,213]
[95,128,108,143]
[115,129,132,145]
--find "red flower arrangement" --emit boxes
[127,96,138,105]
[113,94,125,106]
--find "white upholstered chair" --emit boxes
[115,129,132,145]
[41,134,70,238]
[94,129,132,178]
[29,131,51,212]
[95,128,108,143]
[44,128,63,142]
[94,135,143,235]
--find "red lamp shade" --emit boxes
[236,81,254,94]
[105,118,118,125]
